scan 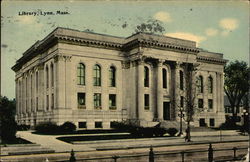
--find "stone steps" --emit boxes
[1,144,55,155]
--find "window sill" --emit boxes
[78,106,86,109]
[94,107,102,110]
[109,106,117,110]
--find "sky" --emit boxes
[1,0,249,99]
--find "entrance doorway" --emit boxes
[163,102,170,120]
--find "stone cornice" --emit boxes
[197,56,228,65]
[122,38,199,54]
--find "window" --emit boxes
[51,94,54,109]
[94,93,101,109]
[46,66,49,88]
[46,95,49,110]
[79,122,87,128]
[225,106,232,113]
[78,93,86,109]
[209,118,215,127]
[208,99,213,109]
[51,64,54,87]
[93,64,101,86]
[77,63,85,85]
[36,97,38,111]
[197,75,203,93]
[95,122,103,128]
[180,71,184,90]
[109,66,116,87]
[109,94,116,110]
[180,96,184,108]
[144,94,150,110]
[144,66,149,87]
[36,71,38,92]
[199,118,206,127]
[208,76,213,93]
[162,68,167,88]
[198,99,204,109]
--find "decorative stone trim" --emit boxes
[197,56,227,64]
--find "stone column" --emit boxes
[220,73,224,112]
[137,59,144,120]
[216,72,221,113]
[157,59,164,120]
[55,55,66,109]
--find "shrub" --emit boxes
[17,124,30,131]
[153,127,167,137]
[59,122,76,133]
[35,122,60,134]
[167,128,178,136]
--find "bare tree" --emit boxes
[175,63,199,142]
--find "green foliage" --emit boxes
[59,121,76,133]
[35,121,76,134]
[35,122,60,134]
[167,128,178,136]
[219,116,241,130]
[0,96,17,143]
[134,19,165,35]
[17,124,30,131]
[111,121,166,137]
[224,60,250,116]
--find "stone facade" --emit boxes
[12,27,227,129]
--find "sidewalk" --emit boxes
[16,130,249,153]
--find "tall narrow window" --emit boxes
[180,70,184,90]
[46,95,49,110]
[78,93,86,109]
[77,63,85,85]
[180,96,184,108]
[46,66,49,88]
[30,74,32,109]
[51,94,54,109]
[94,93,101,109]
[208,76,213,93]
[36,71,38,93]
[197,75,203,93]
[51,64,54,87]
[208,99,213,109]
[144,66,149,87]
[109,66,116,87]
[109,94,116,110]
[93,64,101,86]
[198,99,204,109]
[144,94,150,110]
[36,97,38,111]
[162,68,167,88]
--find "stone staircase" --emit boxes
[0,144,55,155]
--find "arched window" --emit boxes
[162,68,167,88]
[180,70,184,90]
[77,63,85,85]
[93,64,101,86]
[51,64,54,87]
[144,66,149,87]
[208,76,213,93]
[197,75,203,93]
[46,66,49,88]
[109,66,116,87]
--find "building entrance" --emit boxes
[163,102,170,120]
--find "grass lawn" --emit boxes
[0,138,32,145]
[33,129,129,135]
[57,134,170,143]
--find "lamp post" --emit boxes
[178,108,184,136]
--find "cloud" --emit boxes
[165,32,206,45]
[219,18,239,30]
[153,11,172,22]
[205,28,218,36]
